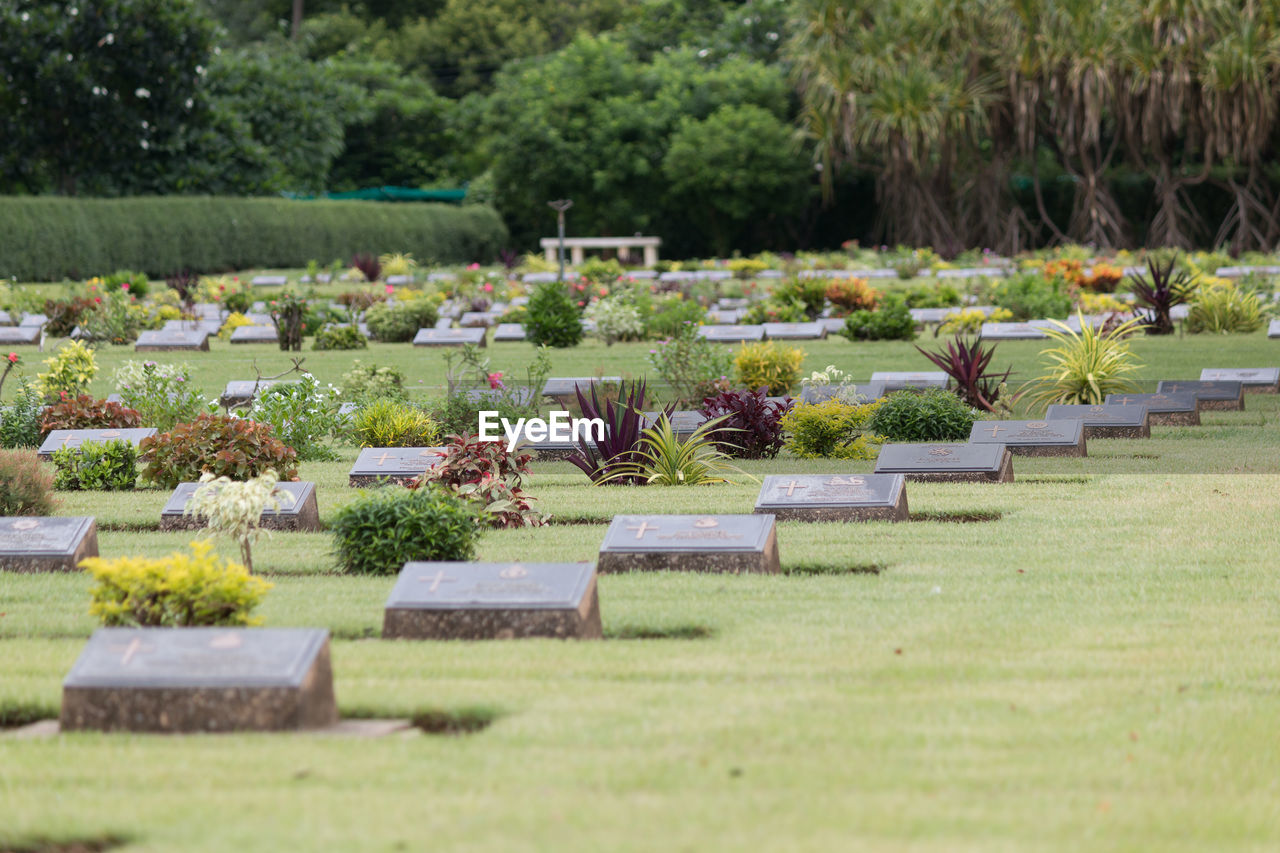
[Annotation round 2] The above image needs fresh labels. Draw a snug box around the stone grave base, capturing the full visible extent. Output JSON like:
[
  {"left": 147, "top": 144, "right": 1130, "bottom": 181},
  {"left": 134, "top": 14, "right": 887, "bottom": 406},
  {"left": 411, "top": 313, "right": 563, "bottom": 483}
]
[
  {"left": 135, "top": 341, "right": 210, "bottom": 353},
  {"left": 9, "top": 718, "right": 418, "bottom": 739},
  {"left": 160, "top": 494, "right": 321, "bottom": 533},
  {"left": 383, "top": 579, "right": 602, "bottom": 640},
  {"left": 414, "top": 338, "right": 486, "bottom": 348},
  {"left": 1083, "top": 424, "right": 1149, "bottom": 439},
  {"left": 1150, "top": 411, "right": 1200, "bottom": 426},
  {"left": 756, "top": 500, "right": 908, "bottom": 523},
  {"left": 1007, "top": 439, "right": 1087, "bottom": 457},
  {"left": 0, "top": 523, "right": 99, "bottom": 573},
  {"left": 533, "top": 448, "right": 579, "bottom": 461},
  {"left": 348, "top": 474, "right": 421, "bottom": 488},
  {"left": 904, "top": 452, "right": 1013, "bottom": 484},
  {"left": 597, "top": 531, "right": 780, "bottom": 575},
  {"left": 1197, "top": 399, "right": 1243, "bottom": 411},
  {"left": 1243, "top": 384, "right": 1278, "bottom": 394},
  {"left": 60, "top": 644, "right": 337, "bottom": 734}
]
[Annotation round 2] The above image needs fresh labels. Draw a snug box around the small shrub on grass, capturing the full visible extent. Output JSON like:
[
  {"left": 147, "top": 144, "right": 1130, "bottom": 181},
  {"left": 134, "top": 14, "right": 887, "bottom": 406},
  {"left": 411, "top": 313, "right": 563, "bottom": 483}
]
[
  {"left": 597, "top": 414, "right": 749, "bottom": 486},
  {"left": 699, "top": 387, "right": 790, "bottom": 459},
  {"left": 428, "top": 393, "right": 527, "bottom": 439},
  {"left": 1, "top": 379, "right": 47, "bottom": 448},
  {"left": 43, "top": 295, "right": 96, "bottom": 337},
  {"left": 843, "top": 294, "right": 916, "bottom": 341},
  {"left": 993, "top": 271, "right": 1072, "bottom": 321},
  {"left": 39, "top": 394, "right": 142, "bottom": 436},
  {"left": 525, "top": 281, "right": 584, "bottom": 348},
  {"left": 643, "top": 294, "right": 705, "bottom": 339},
  {"left": 312, "top": 323, "right": 368, "bottom": 350},
  {"left": 365, "top": 300, "right": 440, "bottom": 342},
  {"left": 0, "top": 449, "right": 55, "bottom": 515},
  {"left": 868, "top": 389, "right": 977, "bottom": 441},
  {"left": 353, "top": 399, "right": 440, "bottom": 447},
  {"left": 52, "top": 439, "right": 137, "bottom": 491},
  {"left": 113, "top": 360, "right": 208, "bottom": 431},
  {"left": 1130, "top": 255, "right": 1198, "bottom": 334},
  {"left": 825, "top": 277, "right": 880, "bottom": 313},
  {"left": 139, "top": 415, "right": 298, "bottom": 489},
  {"left": 567, "top": 380, "right": 649, "bottom": 485},
  {"left": 1020, "top": 314, "right": 1144, "bottom": 406},
  {"left": 903, "top": 282, "right": 964, "bottom": 308},
  {"left": 340, "top": 361, "right": 408, "bottom": 405},
  {"left": 217, "top": 312, "right": 254, "bottom": 341},
  {"left": 770, "top": 277, "right": 829, "bottom": 318},
  {"left": 734, "top": 341, "right": 804, "bottom": 396},
  {"left": 915, "top": 335, "right": 1013, "bottom": 412},
  {"left": 36, "top": 340, "right": 97, "bottom": 402},
  {"left": 741, "top": 298, "right": 809, "bottom": 325},
  {"left": 415, "top": 434, "right": 545, "bottom": 527},
  {"left": 1185, "top": 283, "right": 1265, "bottom": 334},
  {"left": 331, "top": 485, "right": 482, "bottom": 575},
  {"left": 584, "top": 296, "right": 645, "bottom": 345},
  {"left": 247, "top": 374, "right": 342, "bottom": 461},
  {"left": 647, "top": 323, "right": 733, "bottom": 406},
  {"left": 83, "top": 540, "right": 272, "bottom": 627},
  {"left": 781, "top": 399, "right": 882, "bottom": 459},
  {"left": 185, "top": 470, "right": 291, "bottom": 574}
]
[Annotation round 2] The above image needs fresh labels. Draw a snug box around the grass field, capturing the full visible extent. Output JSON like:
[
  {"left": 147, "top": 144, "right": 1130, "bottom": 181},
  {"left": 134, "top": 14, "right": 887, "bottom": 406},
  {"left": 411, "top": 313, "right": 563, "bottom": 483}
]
[{"left": 2, "top": 328, "right": 1280, "bottom": 851}]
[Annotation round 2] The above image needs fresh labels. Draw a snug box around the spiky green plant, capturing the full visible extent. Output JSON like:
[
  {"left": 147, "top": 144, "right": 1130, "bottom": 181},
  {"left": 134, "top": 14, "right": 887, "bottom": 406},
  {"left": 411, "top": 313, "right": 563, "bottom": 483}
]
[
  {"left": 596, "top": 414, "right": 752, "bottom": 487},
  {"left": 1020, "top": 312, "right": 1145, "bottom": 406}
]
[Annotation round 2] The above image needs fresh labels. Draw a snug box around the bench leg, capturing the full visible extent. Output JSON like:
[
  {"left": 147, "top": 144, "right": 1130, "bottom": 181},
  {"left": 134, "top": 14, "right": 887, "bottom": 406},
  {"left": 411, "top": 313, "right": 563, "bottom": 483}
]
[
  {"left": 644, "top": 246, "right": 658, "bottom": 268},
  {"left": 571, "top": 246, "right": 584, "bottom": 266},
  {"left": 544, "top": 246, "right": 556, "bottom": 263}
]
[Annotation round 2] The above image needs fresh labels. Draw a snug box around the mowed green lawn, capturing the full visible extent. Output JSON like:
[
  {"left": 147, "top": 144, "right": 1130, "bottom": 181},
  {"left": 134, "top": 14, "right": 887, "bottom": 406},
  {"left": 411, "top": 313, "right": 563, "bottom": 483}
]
[{"left": 2, "top": 331, "right": 1280, "bottom": 851}]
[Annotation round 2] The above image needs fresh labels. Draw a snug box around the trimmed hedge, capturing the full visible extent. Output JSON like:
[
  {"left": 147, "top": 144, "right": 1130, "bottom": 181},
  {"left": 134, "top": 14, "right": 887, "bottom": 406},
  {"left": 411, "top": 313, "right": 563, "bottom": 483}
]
[{"left": 0, "top": 196, "right": 508, "bottom": 281}]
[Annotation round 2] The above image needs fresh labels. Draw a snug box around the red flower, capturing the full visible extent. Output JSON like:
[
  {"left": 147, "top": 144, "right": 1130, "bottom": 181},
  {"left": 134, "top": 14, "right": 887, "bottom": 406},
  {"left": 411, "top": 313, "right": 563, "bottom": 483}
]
[
  {"left": 121, "top": 282, "right": 130, "bottom": 291},
  {"left": 487, "top": 371, "right": 505, "bottom": 389},
  {"left": 6, "top": 352, "right": 17, "bottom": 363}
]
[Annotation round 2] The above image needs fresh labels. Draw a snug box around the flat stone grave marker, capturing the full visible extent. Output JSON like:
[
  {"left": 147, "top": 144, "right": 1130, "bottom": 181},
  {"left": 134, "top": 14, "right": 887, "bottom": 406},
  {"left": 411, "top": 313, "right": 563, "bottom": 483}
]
[
  {"left": 160, "top": 481, "right": 320, "bottom": 532},
  {"left": 412, "top": 327, "right": 486, "bottom": 347},
  {"left": 522, "top": 272, "right": 557, "bottom": 283},
  {"left": 819, "top": 318, "right": 848, "bottom": 335},
  {"left": 134, "top": 329, "right": 211, "bottom": 352},
  {"left": 697, "top": 325, "right": 765, "bottom": 343},
  {"left": 428, "top": 272, "right": 457, "bottom": 283},
  {"left": 492, "top": 323, "right": 527, "bottom": 342},
  {"left": 598, "top": 514, "right": 780, "bottom": 575},
  {"left": 192, "top": 303, "right": 223, "bottom": 319},
  {"left": 383, "top": 562, "right": 602, "bottom": 640},
  {"left": 1156, "top": 380, "right": 1244, "bottom": 411},
  {"left": 1104, "top": 392, "right": 1200, "bottom": 425},
  {"left": 459, "top": 311, "right": 500, "bottom": 328},
  {"left": 873, "top": 443, "right": 1013, "bottom": 483},
  {"left": 753, "top": 474, "right": 907, "bottom": 522},
  {"left": 909, "top": 308, "right": 956, "bottom": 324},
  {"left": 60, "top": 627, "right": 337, "bottom": 733},
  {"left": 38, "top": 429, "right": 157, "bottom": 459},
  {"left": 705, "top": 309, "right": 744, "bottom": 325},
  {"left": 1269, "top": 319, "right": 1280, "bottom": 338},
  {"left": 0, "top": 309, "right": 10, "bottom": 323},
  {"left": 244, "top": 312, "right": 274, "bottom": 325},
  {"left": 385, "top": 274, "right": 413, "bottom": 286},
  {"left": 0, "top": 516, "right": 99, "bottom": 573},
  {"left": 969, "top": 419, "right": 1086, "bottom": 457},
  {"left": 715, "top": 298, "right": 751, "bottom": 310},
  {"left": 0, "top": 326, "right": 41, "bottom": 345},
  {"left": 936, "top": 267, "right": 1006, "bottom": 278},
  {"left": 229, "top": 325, "right": 279, "bottom": 345},
  {"left": 659, "top": 271, "right": 696, "bottom": 282},
  {"left": 1064, "top": 313, "right": 1133, "bottom": 332},
  {"left": 220, "top": 379, "right": 293, "bottom": 408},
  {"left": 1215, "top": 265, "right": 1280, "bottom": 278},
  {"left": 464, "top": 386, "right": 535, "bottom": 407},
  {"left": 628, "top": 270, "right": 658, "bottom": 279},
  {"left": 871, "top": 371, "right": 949, "bottom": 392},
  {"left": 161, "top": 319, "right": 221, "bottom": 335},
  {"left": 541, "top": 376, "right": 622, "bottom": 401},
  {"left": 20, "top": 313, "right": 48, "bottom": 327},
  {"left": 641, "top": 410, "right": 708, "bottom": 438},
  {"left": 1045, "top": 404, "right": 1150, "bottom": 438},
  {"left": 349, "top": 447, "right": 447, "bottom": 486},
  {"left": 250, "top": 275, "right": 288, "bottom": 287},
  {"left": 433, "top": 317, "right": 453, "bottom": 329},
  {"left": 980, "top": 320, "right": 1054, "bottom": 340},
  {"left": 800, "top": 382, "right": 886, "bottom": 404},
  {"left": 763, "top": 322, "right": 826, "bottom": 340},
  {"left": 694, "top": 270, "right": 732, "bottom": 281},
  {"left": 1199, "top": 368, "right": 1280, "bottom": 393}
]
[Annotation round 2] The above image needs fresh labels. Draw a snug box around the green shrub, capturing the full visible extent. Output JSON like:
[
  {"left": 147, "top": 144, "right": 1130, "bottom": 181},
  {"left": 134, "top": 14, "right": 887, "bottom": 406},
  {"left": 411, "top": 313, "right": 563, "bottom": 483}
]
[
  {"left": 52, "top": 439, "right": 137, "bottom": 491},
  {"left": 331, "top": 485, "right": 482, "bottom": 575},
  {"left": 365, "top": 299, "right": 439, "bottom": 342},
  {"left": 82, "top": 540, "right": 272, "bottom": 627},
  {"left": 0, "top": 449, "right": 55, "bottom": 515},
  {"left": 185, "top": 470, "right": 289, "bottom": 574},
  {"left": 36, "top": 340, "right": 97, "bottom": 402},
  {"left": 647, "top": 323, "right": 733, "bottom": 406},
  {"left": 113, "top": 360, "right": 209, "bottom": 431},
  {"left": 428, "top": 393, "right": 527, "bottom": 438},
  {"left": 312, "top": 323, "right": 368, "bottom": 350},
  {"left": 741, "top": 298, "right": 809, "bottom": 325},
  {"left": 526, "top": 282, "right": 584, "bottom": 348},
  {"left": 903, "top": 282, "right": 963, "bottom": 308},
  {"left": 770, "top": 277, "right": 829, "bottom": 318},
  {"left": 780, "top": 400, "right": 882, "bottom": 459},
  {"left": 101, "top": 269, "right": 151, "bottom": 299},
  {"left": 247, "top": 374, "right": 342, "bottom": 461},
  {"left": 1020, "top": 315, "right": 1144, "bottom": 406},
  {"left": 577, "top": 257, "right": 625, "bottom": 284},
  {"left": 643, "top": 294, "right": 705, "bottom": 339},
  {"left": 993, "top": 272, "right": 1072, "bottom": 321},
  {"left": 0, "top": 197, "right": 508, "bottom": 281},
  {"left": 340, "top": 361, "right": 408, "bottom": 404},
  {"left": 843, "top": 294, "right": 916, "bottom": 341},
  {"left": 1185, "top": 283, "right": 1265, "bottom": 334},
  {"left": 868, "top": 389, "right": 978, "bottom": 442},
  {"left": 352, "top": 399, "right": 440, "bottom": 447},
  {"left": 584, "top": 296, "right": 645, "bottom": 345},
  {"left": 734, "top": 341, "right": 804, "bottom": 395},
  {"left": 39, "top": 394, "right": 142, "bottom": 437},
  {"left": 1, "top": 379, "right": 48, "bottom": 448},
  {"left": 139, "top": 414, "right": 298, "bottom": 489}
]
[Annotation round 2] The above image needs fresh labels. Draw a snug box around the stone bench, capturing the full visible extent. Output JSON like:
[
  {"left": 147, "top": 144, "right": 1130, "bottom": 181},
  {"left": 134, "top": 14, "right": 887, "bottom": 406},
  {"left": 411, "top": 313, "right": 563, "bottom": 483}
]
[{"left": 540, "top": 236, "right": 661, "bottom": 267}]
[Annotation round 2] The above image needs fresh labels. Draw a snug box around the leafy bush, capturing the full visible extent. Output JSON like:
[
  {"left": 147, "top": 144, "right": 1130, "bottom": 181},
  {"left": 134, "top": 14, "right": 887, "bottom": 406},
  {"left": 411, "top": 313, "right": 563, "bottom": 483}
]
[
  {"left": 79, "top": 288, "right": 157, "bottom": 345},
  {"left": 139, "top": 414, "right": 298, "bottom": 489},
  {"left": 1020, "top": 315, "right": 1145, "bottom": 406},
  {"left": 526, "top": 281, "right": 584, "bottom": 348},
  {"left": 185, "top": 470, "right": 291, "bottom": 574},
  {"left": 312, "top": 323, "right": 368, "bottom": 350},
  {"left": 1185, "top": 283, "right": 1265, "bottom": 334},
  {"left": 101, "top": 269, "right": 151, "bottom": 299},
  {"left": 365, "top": 299, "right": 440, "bottom": 342},
  {"left": 340, "top": 361, "right": 408, "bottom": 405},
  {"left": 647, "top": 323, "right": 733, "bottom": 406},
  {"left": 0, "top": 379, "right": 43, "bottom": 448},
  {"left": 331, "top": 485, "right": 482, "bottom": 575},
  {"left": 568, "top": 380, "right": 649, "bottom": 485},
  {"left": 113, "top": 360, "right": 208, "bottom": 431},
  {"left": 585, "top": 296, "right": 645, "bottom": 345},
  {"left": 40, "top": 394, "right": 142, "bottom": 436},
  {"left": 825, "top": 278, "right": 881, "bottom": 313},
  {"left": 416, "top": 433, "right": 545, "bottom": 528},
  {"left": 903, "top": 282, "right": 963, "bottom": 308},
  {"left": 915, "top": 336, "right": 1012, "bottom": 412},
  {"left": 577, "top": 257, "right": 625, "bottom": 284},
  {"left": 1130, "top": 256, "right": 1198, "bottom": 335},
  {"left": 266, "top": 290, "right": 309, "bottom": 351},
  {"left": 597, "top": 414, "right": 747, "bottom": 486},
  {"left": 993, "top": 272, "right": 1072, "bottom": 321},
  {"left": 843, "top": 294, "right": 916, "bottom": 341},
  {"left": 781, "top": 400, "right": 882, "bottom": 459},
  {"left": 643, "top": 295, "right": 705, "bottom": 339},
  {"left": 351, "top": 252, "right": 383, "bottom": 283},
  {"left": 218, "top": 312, "right": 255, "bottom": 341},
  {"left": 771, "top": 277, "right": 829, "bottom": 318},
  {"left": 868, "top": 389, "right": 978, "bottom": 442},
  {"left": 83, "top": 540, "right": 272, "bottom": 627},
  {"left": 0, "top": 449, "right": 55, "bottom": 515},
  {"left": 353, "top": 399, "right": 440, "bottom": 447},
  {"left": 742, "top": 298, "right": 809, "bottom": 325},
  {"left": 43, "top": 295, "right": 96, "bottom": 337},
  {"left": 52, "top": 439, "right": 137, "bottom": 491},
  {"left": 938, "top": 307, "right": 1013, "bottom": 336},
  {"left": 36, "top": 340, "right": 97, "bottom": 402},
  {"left": 734, "top": 341, "right": 804, "bottom": 395},
  {"left": 247, "top": 374, "right": 342, "bottom": 461},
  {"left": 700, "top": 387, "right": 791, "bottom": 459}
]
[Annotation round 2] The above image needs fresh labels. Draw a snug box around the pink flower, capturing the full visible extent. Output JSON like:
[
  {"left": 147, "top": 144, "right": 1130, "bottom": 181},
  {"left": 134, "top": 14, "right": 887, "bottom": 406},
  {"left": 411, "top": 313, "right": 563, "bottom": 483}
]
[
  {"left": 121, "top": 282, "right": 130, "bottom": 291},
  {"left": 599, "top": 288, "right": 607, "bottom": 296},
  {"left": 482, "top": 283, "right": 493, "bottom": 293},
  {"left": 467, "top": 263, "right": 480, "bottom": 271},
  {"left": 487, "top": 372, "right": 505, "bottom": 389},
  {"left": 385, "top": 284, "right": 394, "bottom": 294},
  {"left": 6, "top": 352, "right": 17, "bottom": 363}
]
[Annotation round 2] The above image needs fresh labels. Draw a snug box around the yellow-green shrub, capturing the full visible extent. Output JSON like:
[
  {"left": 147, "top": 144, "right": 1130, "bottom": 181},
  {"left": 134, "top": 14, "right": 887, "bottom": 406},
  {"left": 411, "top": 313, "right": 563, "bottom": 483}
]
[
  {"left": 734, "top": 341, "right": 804, "bottom": 395},
  {"left": 82, "top": 540, "right": 272, "bottom": 627},
  {"left": 36, "top": 340, "right": 97, "bottom": 402},
  {"left": 218, "top": 312, "right": 254, "bottom": 341},
  {"left": 352, "top": 399, "right": 440, "bottom": 447},
  {"left": 780, "top": 399, "right": 882, "bottom": 459},
  {"left": 939, "top": 307, "right": 1012, "bottom": 336}
]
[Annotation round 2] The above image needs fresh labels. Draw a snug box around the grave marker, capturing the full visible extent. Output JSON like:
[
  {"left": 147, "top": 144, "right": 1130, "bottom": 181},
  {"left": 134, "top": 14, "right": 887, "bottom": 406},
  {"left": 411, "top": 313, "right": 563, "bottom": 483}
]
[
  {"left": 763, "top": 322, "right": 826, "bottom": 340},
  {"left": 1269, "top": 319, "right": 1280, "bottom": 338},
  {"left": 38, "top": 429, "right": 157, "bottom": 459},
  {"left": 697, "top": 325, "right": 766, "bottom": 343},
  {"left": 1199, "top": 368, "right": 1280, "bottom": 394},
  {"left": 541, "top": 376, "right": 622, "bottom": 403},
  {"left": 135, "top": 329, "right": 211, "bottom": 352},
  {"left": 1044, "top": 404, "right": 1150, "bottom": 439},
  {"left": 980, "top": 321, "right": 1054, "bottom": 340},
  {"left": 159, "top": 481, "right": 320, "bottom": 532},
  {"left": 60, "top": 627, "right": 337, "bottom": 733},
  {"left": 598, "top": 514, "right": 780, "bottom": 574},
  {"left": 1156, "top": 380, "right": 1245, "bottom": 411},
  {"left": 219, "top": 379, "right": 294, "bottom": 408},
  {"left": 492, "top": 323, "right": 527, "bottom": 342},
  {"left": 641, "top": 410, "right": 708, "bottom": 439},
  {"left": 348, "top": 447, "right": 446, "bottom": 487},
  {"left": 753, "top": 474, "right": 908, "bottom": 522},
  {"left": 229, "top": 325, "right": 279, "bottom": 345},
  {"left": 412, "top": 327, "right": 486, "bottom": 347},
  {"left": 870, "top": 371, "right": 949, "bottom": 392},
  {"left": 250, "top": 275, "right": 288, "bottom": 287},
  {"left": 0, "top": 516, "right": 99, "bottom": 573},
  {"left": 383, "top": 562, "right": 602, "bottom": 640},
  {"left": 873, "top": 443, "right": 1013, "bottom": 483},
  {"left": 1103, "top": 392, "right": 1200, "bottom": 425},
  {"left": 968, "top": 419, "right": 1086, "bottom": 456},
  {"left": 0, "top": 326, "right": 42, "bottom": 345}
]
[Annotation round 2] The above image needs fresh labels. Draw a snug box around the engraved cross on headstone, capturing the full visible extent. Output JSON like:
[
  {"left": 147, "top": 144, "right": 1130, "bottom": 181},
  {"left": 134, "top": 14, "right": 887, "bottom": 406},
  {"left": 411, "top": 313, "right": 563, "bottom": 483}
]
[
  {"left": 419, "top": 570, "right": 458, "bottom": 593},
  {"left": 626, "top": 521, "right": 659, "bottom": 539},
  {"left": 782, "top": 480, "right": 808, "bottom": 497},
  {"left": 985, "top": 424, "right": 1007, "bottom": 438},
  {"left": 375, "top": 452, "right": 393, "bottom": 466}
]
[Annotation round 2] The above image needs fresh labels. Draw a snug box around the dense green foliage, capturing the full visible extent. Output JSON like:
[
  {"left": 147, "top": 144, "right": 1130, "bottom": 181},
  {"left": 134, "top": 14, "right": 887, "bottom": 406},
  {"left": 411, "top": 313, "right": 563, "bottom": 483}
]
[
  {"left": 868, "top": 389, "right": 978, "bottom": 442},
  {"left": 139, "top": 414, "right": 299, "bottom": 488},
  {"left": 0, "top": 448, "right": 55, "bottom": 515},
  {"left": 51, "top": 439, "right": 138, "bottom": 492},
  {"left": 331, "top": 484, "right": 482, "bottom": 575},
  {"left": 525, "top": 282, "right": 585, "bottom": 348},
  {"left": 843, "top": 295, "right": 916, "bottom": 341}
]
